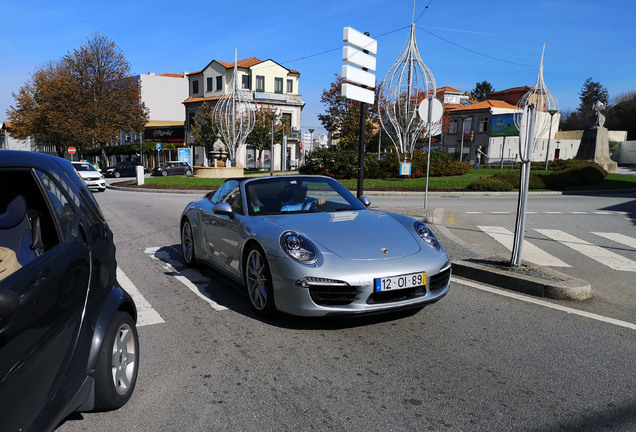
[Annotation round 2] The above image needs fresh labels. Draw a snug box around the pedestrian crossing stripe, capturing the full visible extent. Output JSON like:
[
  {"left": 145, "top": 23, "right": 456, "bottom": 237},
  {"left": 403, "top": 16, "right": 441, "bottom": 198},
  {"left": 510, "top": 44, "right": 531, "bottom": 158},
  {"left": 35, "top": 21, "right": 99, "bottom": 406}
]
[
  {"left": 592, "top": 232, "right": 636, "bottom": 250},
  {"left": 117, "top": 267, "right": 165, "bottom": 327},
  {"left": 477, "top": 226, "right": 570, "bottom": 267},
  {"left": 536, "top": 230, "right": 636, "bottom": 272}
]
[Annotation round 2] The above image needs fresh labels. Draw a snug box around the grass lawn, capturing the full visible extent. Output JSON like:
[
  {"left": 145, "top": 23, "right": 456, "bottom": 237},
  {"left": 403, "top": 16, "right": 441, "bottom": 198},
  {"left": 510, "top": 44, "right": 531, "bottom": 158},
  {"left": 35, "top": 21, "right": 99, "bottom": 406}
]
[{"left": 130, "top": 169, "right": 636, "bottom": 192}]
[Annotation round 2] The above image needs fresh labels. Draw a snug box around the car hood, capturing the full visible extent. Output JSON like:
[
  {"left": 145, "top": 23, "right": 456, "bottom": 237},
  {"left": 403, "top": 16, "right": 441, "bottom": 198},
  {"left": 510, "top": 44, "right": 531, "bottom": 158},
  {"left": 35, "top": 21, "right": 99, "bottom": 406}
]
[{"left": 267, "top": 210, "right": 421, "bottom": 260}]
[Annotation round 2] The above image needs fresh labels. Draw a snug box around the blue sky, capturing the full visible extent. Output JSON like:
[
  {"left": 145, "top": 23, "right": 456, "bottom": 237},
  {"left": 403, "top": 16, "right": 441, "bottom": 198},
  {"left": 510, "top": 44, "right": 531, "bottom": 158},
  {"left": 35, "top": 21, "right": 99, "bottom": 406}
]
[{"left": 2, "top": 0, "right": 634, "bottom": 136}]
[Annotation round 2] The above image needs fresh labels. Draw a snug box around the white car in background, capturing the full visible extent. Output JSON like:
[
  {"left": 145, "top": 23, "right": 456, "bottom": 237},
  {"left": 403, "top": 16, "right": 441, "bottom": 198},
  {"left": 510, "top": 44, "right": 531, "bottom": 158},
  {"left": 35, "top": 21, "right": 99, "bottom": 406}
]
[{"left": 72, "top": 161, "right": 106, "bottom": 192}]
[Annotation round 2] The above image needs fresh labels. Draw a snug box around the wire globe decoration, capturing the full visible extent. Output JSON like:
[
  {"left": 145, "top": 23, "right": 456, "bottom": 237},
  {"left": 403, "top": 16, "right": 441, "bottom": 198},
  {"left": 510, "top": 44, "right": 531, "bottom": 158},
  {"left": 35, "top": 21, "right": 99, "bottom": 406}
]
[
  {"left": 379, "top": 23, "right": 436, "bottom": 160},
  {"left": 513, "top": 46, "right": 559, "bottom": 161},
  {"left": 212, "top": 53, "right": 256, "bottom": 166}
]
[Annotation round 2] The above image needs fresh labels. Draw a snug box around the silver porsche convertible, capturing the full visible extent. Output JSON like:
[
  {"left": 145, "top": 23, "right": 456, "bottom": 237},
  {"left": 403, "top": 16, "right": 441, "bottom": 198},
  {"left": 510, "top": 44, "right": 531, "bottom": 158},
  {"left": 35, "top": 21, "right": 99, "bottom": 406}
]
[{"left": 180, "top": 175, "right": 451, "bottom": 317}]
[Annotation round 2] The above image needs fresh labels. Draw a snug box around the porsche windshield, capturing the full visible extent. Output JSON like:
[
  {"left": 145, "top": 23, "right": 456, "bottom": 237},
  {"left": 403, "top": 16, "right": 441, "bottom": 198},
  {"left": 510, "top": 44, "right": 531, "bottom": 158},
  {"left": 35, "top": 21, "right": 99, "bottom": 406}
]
[{"left": 245, "top": 177, "right": 366, "bottom": 216}]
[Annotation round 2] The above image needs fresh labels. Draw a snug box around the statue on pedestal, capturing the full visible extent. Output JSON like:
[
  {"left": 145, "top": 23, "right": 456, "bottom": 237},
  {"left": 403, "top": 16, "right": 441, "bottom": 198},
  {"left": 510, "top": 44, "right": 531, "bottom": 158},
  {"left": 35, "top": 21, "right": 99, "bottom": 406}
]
[{"left": 575, "top": 100, "right": 617, "bottom": 173}]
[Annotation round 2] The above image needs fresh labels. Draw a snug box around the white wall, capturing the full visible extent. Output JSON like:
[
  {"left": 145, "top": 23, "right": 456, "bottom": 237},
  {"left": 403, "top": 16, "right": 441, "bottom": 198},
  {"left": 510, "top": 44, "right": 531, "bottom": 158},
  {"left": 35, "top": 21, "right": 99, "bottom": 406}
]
[
  {"left": 140, "top": 73, "right": 188, "bottom": 121},
  {"left": 617, "top": 141, "right": 636, "bottom": 164}
]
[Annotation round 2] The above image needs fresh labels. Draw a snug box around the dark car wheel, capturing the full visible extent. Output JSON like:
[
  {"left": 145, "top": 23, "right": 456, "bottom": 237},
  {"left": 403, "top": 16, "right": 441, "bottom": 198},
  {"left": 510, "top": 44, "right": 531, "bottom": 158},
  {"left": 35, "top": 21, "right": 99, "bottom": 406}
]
[
  {"left": 181, "top": 220, "right": 197, "bottom": 267},
  {"left": 94, "top": 312, "right": 139, "bottom": 411},
  {"left": 185, "top": 169, "right": 192, "bottom": 176},
  {"left": 114, "top": 171, "right": 121, "bottom": 178},
  {"left": 161, "top": 170, "right": 168, "bottom": 176},
  {"left": 244, "top": 246, "right": 276, "bottom": 316}
]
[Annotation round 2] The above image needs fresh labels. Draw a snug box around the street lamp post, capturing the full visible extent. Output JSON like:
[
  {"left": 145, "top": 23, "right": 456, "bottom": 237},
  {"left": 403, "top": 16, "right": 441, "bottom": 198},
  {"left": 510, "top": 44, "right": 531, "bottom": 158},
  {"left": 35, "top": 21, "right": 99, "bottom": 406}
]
[
  {"left": 459, "top": 115, "right": 468, "bottom": 163},
  {"left": 268, "top": 114, "right": 276, "bottom": 176},
  {"left": 544, "top": 109, "right": 558, "bottom": 170},
  {"left": 281, "top": 118, "right": 288, "bottom": 172}
]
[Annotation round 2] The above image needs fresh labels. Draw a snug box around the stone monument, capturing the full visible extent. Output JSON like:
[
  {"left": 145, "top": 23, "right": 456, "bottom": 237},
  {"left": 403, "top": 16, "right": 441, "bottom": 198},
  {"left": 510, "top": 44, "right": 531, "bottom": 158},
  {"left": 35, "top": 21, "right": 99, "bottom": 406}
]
[{"left": 574, "top": 100, "right": 618, "bottom": 173}]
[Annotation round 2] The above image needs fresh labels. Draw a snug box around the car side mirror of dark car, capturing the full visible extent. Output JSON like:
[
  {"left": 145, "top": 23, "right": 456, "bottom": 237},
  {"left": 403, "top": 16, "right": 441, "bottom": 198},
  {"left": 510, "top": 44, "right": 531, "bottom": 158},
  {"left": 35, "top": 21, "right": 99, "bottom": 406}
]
[
  {"left": 213, "top": 202, "right": 234, "bottom": 219},
  {"left": 359, "top": 195, "right": 371, "bottom": 208}
]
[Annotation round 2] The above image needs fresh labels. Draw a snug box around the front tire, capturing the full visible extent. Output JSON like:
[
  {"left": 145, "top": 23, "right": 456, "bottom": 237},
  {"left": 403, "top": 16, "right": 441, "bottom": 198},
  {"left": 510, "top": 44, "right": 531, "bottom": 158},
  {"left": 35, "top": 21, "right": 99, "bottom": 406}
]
[
  {"left": 185, "top": 169, "right": 192, "bottom": 176},
  {"left": 244, "top": 246, "right": 276, "bottom": 316},
  {"left": 181, "top": 220, "right": 197, "bottom": 267},
  {"left": 114, "top": 171, "right": 121, "bottom": 178},
  {"left": 94, "top": 312, "right": 139, "bottom": 411},
  {"left": 161, "top": 170, "right": 168, "bottom": 176}
]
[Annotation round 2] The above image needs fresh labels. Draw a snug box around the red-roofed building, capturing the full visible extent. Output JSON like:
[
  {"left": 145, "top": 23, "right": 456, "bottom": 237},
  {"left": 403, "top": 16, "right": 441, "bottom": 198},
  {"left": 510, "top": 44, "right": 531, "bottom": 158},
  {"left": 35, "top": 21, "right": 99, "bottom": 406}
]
[
  {"left": 441, "top": 87, "right": 561, "bottom": 165},
  {"left": 184, "top": 57, "right": 304, "bottom": 169}
]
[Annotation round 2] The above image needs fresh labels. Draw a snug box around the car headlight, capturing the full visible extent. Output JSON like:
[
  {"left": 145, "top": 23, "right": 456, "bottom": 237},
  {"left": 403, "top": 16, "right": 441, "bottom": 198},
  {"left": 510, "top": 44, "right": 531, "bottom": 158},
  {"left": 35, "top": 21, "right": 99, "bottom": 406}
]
[
  {"left": 280, "top": 231, "right": 318, "bottom": 264},
  {"left": 414, "top": 221, "right": 440, "bottom": 250}
]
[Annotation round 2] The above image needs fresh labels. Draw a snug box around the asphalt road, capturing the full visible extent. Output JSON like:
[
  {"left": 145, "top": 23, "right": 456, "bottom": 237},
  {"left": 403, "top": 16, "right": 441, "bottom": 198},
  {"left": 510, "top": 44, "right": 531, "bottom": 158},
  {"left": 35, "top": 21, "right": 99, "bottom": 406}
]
[{"left": 56, "top": 188, "right": 636, "bottom": 432}]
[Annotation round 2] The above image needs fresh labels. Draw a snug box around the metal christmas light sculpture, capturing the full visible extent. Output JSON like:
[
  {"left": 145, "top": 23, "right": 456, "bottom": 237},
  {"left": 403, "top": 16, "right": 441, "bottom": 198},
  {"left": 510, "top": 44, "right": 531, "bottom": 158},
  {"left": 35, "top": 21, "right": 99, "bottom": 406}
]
[
  {"left": 379, "top": 23, "right": 436, "bottom": 160},
  {"left": 510, "top": 45, "right": 559, "bottom": 267},
  {"left": 212, "top": 50, "right": 256, "bottom": 166}
]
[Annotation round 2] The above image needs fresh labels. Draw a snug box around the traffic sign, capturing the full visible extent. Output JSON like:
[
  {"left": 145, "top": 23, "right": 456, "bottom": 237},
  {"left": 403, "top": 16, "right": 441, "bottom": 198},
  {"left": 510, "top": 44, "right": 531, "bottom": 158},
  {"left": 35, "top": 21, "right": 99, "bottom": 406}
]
[
  {"left": 418, "top": 97, "right": 444, "bottom": 124},
  {"left": 156, "top": 143, "right": 161, "bottom": 151},
  {"left": 67, "top": 146, "right": 76, "bottom": 154}
]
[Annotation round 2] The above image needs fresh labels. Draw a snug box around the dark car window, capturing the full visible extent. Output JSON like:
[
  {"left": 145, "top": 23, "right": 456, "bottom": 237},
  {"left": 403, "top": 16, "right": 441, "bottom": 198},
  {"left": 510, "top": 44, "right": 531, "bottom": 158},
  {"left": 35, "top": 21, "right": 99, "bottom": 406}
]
[
  {"left": 210, "top": 180, "right": 240, "bottom": 204},
  {"left": 223, "top": 186, "right": 243, "bottom": 215},
  {"left": 36, "top": 170, "right": 79, "bottom": 241}
]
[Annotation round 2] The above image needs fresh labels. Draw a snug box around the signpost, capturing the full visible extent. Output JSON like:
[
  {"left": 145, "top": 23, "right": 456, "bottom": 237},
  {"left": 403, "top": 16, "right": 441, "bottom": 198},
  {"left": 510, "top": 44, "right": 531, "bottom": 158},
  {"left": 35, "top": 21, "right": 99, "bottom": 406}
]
[
  {"left": 156, "top": 142, "right": 161, "bottom": 166},
  {"left": 417, "top": 97, "right": 444, "bottom": 208},
  {"left": 342, "top": 27, "right": 377, "bottom": 198}
]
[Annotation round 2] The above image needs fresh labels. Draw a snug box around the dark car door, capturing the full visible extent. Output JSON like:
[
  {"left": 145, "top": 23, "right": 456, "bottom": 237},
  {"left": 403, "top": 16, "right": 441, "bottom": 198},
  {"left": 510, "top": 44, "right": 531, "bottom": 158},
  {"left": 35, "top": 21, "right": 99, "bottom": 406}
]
[{"left": 0, "top": 167, "right": 92, "bottom": 430}]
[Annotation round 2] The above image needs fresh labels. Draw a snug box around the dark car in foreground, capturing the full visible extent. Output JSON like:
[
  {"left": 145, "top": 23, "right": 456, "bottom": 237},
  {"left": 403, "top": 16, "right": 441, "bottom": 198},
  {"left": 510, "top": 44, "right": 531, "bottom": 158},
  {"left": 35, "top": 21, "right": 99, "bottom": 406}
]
[
  {"left": 105, "top": 160, "right": 142, "bottom": 178},
  {"left": 152, "top": 161, "right": 192, "bottom": 176},
  {"left": 180, "top": 175, "right": 451, "bottom": 317},
  {"left": 0, "top": 150, "right": 139, "bottom": 432}
]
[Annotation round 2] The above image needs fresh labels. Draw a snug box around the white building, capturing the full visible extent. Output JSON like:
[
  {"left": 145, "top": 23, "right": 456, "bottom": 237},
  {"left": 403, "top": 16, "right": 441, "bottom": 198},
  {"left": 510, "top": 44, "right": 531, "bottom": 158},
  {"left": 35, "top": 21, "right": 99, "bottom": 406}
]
[
  {"left": 118, "top": 72, "right": 189, "bottom": 154},
  {"left": 184, "top": 57, "right": 304, "bottom": 169}
]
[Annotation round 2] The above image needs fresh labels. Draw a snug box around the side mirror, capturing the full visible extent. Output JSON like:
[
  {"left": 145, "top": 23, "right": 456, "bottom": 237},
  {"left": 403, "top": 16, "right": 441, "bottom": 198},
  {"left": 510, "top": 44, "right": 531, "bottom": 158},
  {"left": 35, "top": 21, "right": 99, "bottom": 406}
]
[
  {"left": 359, "top": 195, "right": 371, "bottom": 208},
  {"left": 213, "top": 202, "right": 235, "bottom": 219}
]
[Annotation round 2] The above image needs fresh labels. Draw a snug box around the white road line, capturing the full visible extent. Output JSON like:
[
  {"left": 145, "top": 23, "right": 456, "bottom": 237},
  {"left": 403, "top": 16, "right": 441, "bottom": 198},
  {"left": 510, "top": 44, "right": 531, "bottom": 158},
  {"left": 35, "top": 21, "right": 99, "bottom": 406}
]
[
  {"left": 453, "top": 277, "right": 636, "bottom": 331},
  {"left": 466, "top": 211, "right": 482, "bottom": 214},
  {"left": 489, "top": 211, "right": 511, "bottom": 214},
  {"left": 535, "top": 229, "right": 636, "bottom": 272},
  {"left": 592, "top": 232, "right": 636, "bottom": 250},
  {"left": 144, "top": 247, "right": 228, "bottom": 311},
  {"left": 570, "top": 212, "right": 587, "bottom": 214},
  {"left": 477, "top": 225, "right": 570, "bottom": 267},
  {"left": 544, "top": 211, "right": 563, "bottom": 214},
  {"left": 594, "top": 211, "right": 613, "bottom": 215},
  {"left": 117, "top": 267, "right": 165, "bottom": 327}
]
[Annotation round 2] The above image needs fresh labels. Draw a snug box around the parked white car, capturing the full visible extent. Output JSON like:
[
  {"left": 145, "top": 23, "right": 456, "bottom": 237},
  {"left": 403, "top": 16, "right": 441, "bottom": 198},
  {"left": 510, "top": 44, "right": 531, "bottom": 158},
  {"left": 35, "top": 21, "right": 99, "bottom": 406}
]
[{"left": 71, "top": 161, "right": 106, "bottom": 192}]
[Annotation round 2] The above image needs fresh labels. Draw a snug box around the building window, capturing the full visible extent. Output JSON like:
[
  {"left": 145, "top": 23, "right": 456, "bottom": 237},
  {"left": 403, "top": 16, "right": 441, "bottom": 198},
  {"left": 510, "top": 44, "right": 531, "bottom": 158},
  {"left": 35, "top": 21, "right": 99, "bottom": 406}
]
[
  {"left": 449, "top": 119, "right": 458, "bottom": 134},
  {"left": 256, "top": 75, "right": 265, "bottom": 92},
  {"left": 479, "top": 117, "right": 488, "bottom": 133},
  {"left": 216, "top": 76, "right": 223, "bottom": 91},
  {"left": 207, "top": 77, "right": 213, "bottom": 92},
  {"left": 242, "top": 75, "right": 250, "bottom": 90},
  {"left": 275, "top": 77, "right": 283, "bottom": 94},
  {"left": 286, "top": 79, "right": 293, "bottom": 93},
  {"left": 192, "top": 80, "right": 199, "bottom": 94}
]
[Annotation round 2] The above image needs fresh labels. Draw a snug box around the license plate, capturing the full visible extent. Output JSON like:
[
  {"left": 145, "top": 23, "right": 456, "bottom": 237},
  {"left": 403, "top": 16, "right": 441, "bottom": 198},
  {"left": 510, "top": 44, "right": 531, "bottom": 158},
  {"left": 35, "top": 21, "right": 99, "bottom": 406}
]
[{"left": 374, "top": 271, "right": 427, "bottom": 292}]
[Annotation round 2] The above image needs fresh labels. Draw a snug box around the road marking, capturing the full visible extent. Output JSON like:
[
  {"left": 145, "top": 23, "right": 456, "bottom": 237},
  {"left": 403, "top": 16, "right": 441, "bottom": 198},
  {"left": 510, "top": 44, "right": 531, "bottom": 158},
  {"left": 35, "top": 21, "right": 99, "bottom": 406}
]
[
  {"left": 453, "top": 277, "right": 636, "bottom": 331},
  {"left": 536, "top": 229, "right": 636, "bottom": 272},
  {"left": 117, "top": 267, "right": 165, "bottom": 327},
  {"left": 477, "top": 225, "right": 570, "bottom": 267},
  {"left": 592, "top": 232, "right": 636, "bottom": 250},
  {"left": 490, "top": 211, "right": 511, "bottom": 214},
  {"left": 144, "top": 247, "right": 228, "bottom": 311},
  {"left": 448, "top": 212, "right": 455, "bottom": 225},
  {"left": 466, "top": 211, "right": 482, "bottom": 214}
]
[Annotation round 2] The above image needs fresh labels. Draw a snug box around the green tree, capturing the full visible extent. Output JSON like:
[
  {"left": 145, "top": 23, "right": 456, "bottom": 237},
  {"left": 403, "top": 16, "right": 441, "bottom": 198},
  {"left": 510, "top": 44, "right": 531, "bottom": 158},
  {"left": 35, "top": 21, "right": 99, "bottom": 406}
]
[
  {"left": 578, "top": 77, "right": 609, "bottom": 113},
  {"left": 245, "top": 105, "right": 285, "bottom": 163},
  {"left": 190, "top": 102, "right": 218, "bottom": 148},
  {"left": 607, "top": 91, "right": 636, "bottom": 140},
  {"left": 469, "top": 81, "right": 495, "bottom": 102},
  {"left": 7, "top": 33, "right": 148, "bottom": 166},
  {"left": 318, "top": 74, "right": 377, "bottom": 150}
]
